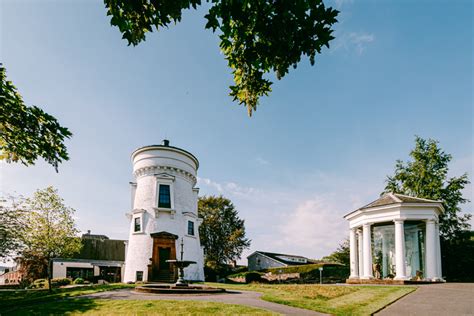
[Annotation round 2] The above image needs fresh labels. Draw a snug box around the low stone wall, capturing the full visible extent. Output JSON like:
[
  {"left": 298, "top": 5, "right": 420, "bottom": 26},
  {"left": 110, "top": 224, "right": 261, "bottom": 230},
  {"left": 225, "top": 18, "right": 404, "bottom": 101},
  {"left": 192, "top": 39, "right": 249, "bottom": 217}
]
[
  {"left": 346, "top": 278, "right": 445, "bottom": 285},
  {"left": 263, "top": 272, "right": 300, "bottom": 282},
  {"left": 227, "top": 276, "right": 246, "bottom": 283}
]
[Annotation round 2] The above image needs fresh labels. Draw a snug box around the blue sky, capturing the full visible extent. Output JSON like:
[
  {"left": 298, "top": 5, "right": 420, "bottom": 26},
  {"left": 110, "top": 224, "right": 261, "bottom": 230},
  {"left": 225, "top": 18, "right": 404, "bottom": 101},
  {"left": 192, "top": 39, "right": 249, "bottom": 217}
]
[{"left": 1, "top": 0, "right": 472, "bottom": 262}]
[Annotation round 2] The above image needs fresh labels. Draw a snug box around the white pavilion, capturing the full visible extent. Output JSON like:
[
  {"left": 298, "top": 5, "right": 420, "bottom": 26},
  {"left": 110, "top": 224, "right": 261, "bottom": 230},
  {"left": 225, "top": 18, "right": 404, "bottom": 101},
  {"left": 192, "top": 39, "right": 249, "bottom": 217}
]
[{"left": 344, "top": 193, "right": 444, "bottom": 283}]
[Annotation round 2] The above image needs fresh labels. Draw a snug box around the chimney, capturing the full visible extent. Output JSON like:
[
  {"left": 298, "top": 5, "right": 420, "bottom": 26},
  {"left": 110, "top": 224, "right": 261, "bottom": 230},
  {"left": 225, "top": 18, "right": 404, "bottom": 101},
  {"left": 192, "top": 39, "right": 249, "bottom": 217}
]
[
  {"left": 87, "top": 230, "right": 91, "bottom": 235},
  {"left": 162, "top": 139, "right": 170, "bottom": 146}
]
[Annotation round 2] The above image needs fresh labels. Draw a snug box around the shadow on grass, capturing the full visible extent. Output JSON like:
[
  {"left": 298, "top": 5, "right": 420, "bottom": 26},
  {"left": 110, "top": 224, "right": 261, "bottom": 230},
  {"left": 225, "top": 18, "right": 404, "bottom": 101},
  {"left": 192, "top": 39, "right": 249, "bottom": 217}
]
[{"left": 4, "top": 298, "right": 99, "bottom": 315}]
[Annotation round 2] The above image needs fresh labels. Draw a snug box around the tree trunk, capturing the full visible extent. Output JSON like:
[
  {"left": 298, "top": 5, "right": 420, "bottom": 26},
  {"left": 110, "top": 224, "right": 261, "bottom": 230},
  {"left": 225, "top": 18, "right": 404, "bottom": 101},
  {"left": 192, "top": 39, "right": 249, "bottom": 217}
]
[{"left": 47, "top": 258, "right": 52, "bottom": 292}]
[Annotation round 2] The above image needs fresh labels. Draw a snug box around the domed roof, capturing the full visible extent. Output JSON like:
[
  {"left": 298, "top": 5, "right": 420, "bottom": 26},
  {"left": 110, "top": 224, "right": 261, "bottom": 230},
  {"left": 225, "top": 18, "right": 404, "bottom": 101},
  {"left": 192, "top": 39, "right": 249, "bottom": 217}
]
[{"left": 131, "top": 140, "right": 199, "bottom": 169}]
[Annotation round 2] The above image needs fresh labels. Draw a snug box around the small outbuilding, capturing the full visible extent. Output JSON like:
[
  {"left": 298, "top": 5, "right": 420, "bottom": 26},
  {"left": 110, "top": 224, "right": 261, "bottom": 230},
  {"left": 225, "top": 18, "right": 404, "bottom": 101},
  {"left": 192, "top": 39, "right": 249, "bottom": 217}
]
[
  {"left": 247, "top": 251, "right": 312, "bottom": 271},
  {"left": 52, "top": 231, "right": 126, "bottom": 283},
  {"left": 344, "top": 193, "right": 444, "bottom": 283}
]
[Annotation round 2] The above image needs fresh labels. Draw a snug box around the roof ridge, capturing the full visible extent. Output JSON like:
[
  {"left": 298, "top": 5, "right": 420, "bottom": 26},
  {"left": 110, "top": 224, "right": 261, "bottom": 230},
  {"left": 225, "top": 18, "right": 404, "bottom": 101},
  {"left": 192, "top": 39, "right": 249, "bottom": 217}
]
[
  {"left": 355, "top": 193, "right": 394, "bottom": 211},
  {"left": 389, "top": 192, "right": 402, "bottom": 203},
  {"left": 257, "top": 251, "right": 307, "bottom": 258},
  {"left": 393, "top": 193, "right": 443, "bottom": 203}
]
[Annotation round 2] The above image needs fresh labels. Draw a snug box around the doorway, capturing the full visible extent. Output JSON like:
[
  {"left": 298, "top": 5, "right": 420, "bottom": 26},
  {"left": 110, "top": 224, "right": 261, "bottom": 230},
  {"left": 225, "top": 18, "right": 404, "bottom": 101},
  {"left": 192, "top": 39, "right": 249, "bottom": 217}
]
[
  {"left": 159, "top": 248, "right": 171, "bottom": 270},
  {"left": 149, "top": 231, "right": 178, "bottom": 282}
]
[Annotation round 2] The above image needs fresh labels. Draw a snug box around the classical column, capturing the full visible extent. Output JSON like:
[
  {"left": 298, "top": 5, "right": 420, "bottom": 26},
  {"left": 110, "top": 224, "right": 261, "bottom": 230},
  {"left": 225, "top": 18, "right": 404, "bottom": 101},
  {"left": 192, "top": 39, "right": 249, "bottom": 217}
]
[
  {"left": 349, "top": 228, "right": 359, "bottom": 278},
  {"left": 357, "top": 229, "right": 364, "bottom": 278},
  {"left": 362, "top": 223, "right": 373, "bottom": 279},
  {"left": 435, "top": 222, "right": 443, "bottom": 280},
  {"left": 394, "top": 219, "right": 407, "bottom": 280},
  {"left": 425, "top": 219, "right": 437, "bottom": 280}
]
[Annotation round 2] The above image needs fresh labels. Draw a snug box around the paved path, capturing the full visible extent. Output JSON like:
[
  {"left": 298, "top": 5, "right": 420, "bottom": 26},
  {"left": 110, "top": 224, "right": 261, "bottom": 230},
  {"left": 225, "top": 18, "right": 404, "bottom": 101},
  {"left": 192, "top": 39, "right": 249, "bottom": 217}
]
[
  {"left": 376, "top": 283, "right": 474, "bottom": 316},
  {"left": 80, "top": 289, "right": 327, "bottom": 316}
]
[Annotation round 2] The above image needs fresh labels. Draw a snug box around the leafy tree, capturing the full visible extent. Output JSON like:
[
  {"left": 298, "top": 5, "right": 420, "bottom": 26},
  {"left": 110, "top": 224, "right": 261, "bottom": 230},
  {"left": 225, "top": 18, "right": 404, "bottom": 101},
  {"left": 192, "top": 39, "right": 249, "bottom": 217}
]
[
  {"left": 198, "top": 195, "right": 250, "bottom": 269},
  {"left": 20, "top": 187, "right": 82, "bottom": 290},
  {"left": 440, "top": 230, "right": 474, "bottom": 282},
  {"left": 322, "top": 238, "right": 349, "bottom": 265},
  {"left": 16, "top": 251, "right": 49, "bottom": 283},
  {"left": 0, "top": 65, "right": 72, "bottom": 171},
  {"left": 384, "top": 136, "right": 471, "bottom": 241},
  {"left": 104, "top": 0, "right": 338, "bottom": 116},
  {"left": 0, "top": 195, "right": 27, "bottom": 259}
]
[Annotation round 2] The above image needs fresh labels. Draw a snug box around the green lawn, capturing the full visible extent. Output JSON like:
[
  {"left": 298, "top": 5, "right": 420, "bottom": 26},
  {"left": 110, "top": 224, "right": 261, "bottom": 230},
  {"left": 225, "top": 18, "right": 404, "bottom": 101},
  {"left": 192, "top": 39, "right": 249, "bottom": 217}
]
[
  {"left": 0, "top": 282, "right": 416, "bottom": 315},
  {"left": 207, "top": 283, "right": 416, "bottom": 315},
  {"left": 0, "top": 284, "right": 275, "bottom": 315},
  {"left": 0, "top": 283, "right": 136, "bottom": 310},
  {"left": 3, "top": 298, "right": 276, "bottom": 315}
]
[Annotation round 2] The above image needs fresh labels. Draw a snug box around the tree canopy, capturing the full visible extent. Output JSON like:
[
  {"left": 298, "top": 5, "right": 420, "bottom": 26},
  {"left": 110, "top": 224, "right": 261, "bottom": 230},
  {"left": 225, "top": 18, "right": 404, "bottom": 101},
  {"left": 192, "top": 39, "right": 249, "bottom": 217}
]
[
  {"left": 104, "top": 0, "right": 338, "bottom": 116},
  {"left": 322, "top": 239, "right": 349, "bottom": 265},
  {"left": 198, "top": 195, "right": 250, "bottom": 268},
  {"left": 384, "top": 136, "right": 471, "bottom": 241},
  {"left": 0, "top": 65, "right": 72, "bottom": 171},
  {"left": 0, "top": 195, "right": 27, "bottom": 259},
  {"left": 20, "top": 187, "right": 82, "bottom": 287}
]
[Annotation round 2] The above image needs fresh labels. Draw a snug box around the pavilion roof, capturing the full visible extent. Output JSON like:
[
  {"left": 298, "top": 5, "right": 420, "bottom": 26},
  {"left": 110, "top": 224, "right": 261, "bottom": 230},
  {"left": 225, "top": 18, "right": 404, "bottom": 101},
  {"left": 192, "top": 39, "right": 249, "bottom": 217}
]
[{"left": 344, "top": 193, "right": 443, "bottom": 219}]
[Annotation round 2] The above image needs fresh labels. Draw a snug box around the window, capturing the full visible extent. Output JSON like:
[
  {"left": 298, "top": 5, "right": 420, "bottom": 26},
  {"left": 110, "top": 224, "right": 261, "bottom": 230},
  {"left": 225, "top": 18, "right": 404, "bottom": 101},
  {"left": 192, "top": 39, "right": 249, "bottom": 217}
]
[
  {"left": 134, "top": 217, "right": 141, "bottom": 232},
  {"left": 187, "top": 221, "right": 195, "bottom": 236},
  {"left": 136, "top": 271, "right": 143, "bottom": 282},
  {"left": 158, "top": 184, "right": 171, "bottom": 208},
  {"left": 66, "top": 267, "right": 94, "bottom": 281}
]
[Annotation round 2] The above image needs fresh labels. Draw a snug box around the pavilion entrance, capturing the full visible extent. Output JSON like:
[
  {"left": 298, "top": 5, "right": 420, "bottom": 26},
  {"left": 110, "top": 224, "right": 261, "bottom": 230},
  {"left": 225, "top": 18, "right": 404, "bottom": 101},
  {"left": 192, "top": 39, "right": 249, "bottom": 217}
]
[{"left": 372, "top": 221, "right": 425, "bottom": 279}]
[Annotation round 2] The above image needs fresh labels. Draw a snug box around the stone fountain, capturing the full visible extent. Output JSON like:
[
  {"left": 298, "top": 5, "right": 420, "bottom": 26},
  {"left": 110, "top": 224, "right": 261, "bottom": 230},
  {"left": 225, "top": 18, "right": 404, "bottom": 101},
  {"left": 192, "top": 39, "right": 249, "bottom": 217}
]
[
  {"left": 135, "top": 238, "right": 225, "bottom": 294},
  {"left": 166, "top": 238, "right": 197, "bottom": 287}
]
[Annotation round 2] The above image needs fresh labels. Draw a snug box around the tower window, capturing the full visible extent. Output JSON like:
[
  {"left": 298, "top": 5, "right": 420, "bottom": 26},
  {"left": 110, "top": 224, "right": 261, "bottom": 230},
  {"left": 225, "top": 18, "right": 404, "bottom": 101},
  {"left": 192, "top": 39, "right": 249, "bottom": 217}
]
[
  {"left": 158, "top": 184, "right": 171, "bottom": 208},
  {"left": 187, "top": 221, "right": 195, "bottom": 236},
  {"left": 136, "top": 271, "right": 143, "bottom": 282},
  {"left": 134, "top": 217, "right": 141, "bottom": 232}
]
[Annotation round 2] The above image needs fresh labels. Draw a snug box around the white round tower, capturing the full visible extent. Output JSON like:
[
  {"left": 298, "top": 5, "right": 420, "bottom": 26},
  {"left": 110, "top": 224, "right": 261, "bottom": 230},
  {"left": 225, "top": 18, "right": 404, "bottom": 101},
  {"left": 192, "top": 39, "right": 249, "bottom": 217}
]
[{"left": 123, "top": 140, "right": 204, "bottom": 283}]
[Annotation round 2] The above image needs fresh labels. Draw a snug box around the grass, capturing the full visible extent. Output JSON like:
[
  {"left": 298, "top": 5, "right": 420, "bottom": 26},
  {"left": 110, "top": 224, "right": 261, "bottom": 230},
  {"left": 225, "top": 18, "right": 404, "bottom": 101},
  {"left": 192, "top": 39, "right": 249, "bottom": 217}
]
[
  {"left": 0, "top": 282, "right": 416, "bottom": 315},
  {"left": 3, "top": 298, "right": 277, "bottom": 315},
  {"left": 0, "top": 283, "right": 136, "bottom": 310},
  {"left": 1, "top": 284, "right": 276, "bottom": 315},
  {"left": 207, "top": 283, "right": 416, "bottom": 315}
]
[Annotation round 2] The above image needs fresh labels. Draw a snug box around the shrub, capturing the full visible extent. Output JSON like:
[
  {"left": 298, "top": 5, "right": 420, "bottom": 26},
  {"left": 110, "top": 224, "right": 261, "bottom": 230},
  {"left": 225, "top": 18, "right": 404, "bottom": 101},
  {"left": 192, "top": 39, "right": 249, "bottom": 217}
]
[
  {"left": 18, "top": 279, "right": 31, "bottom": 289},
  {"left": 51, "top": 278, "right": 71, "bottom": 286},
  {"left": 245, "top": 272, "right": 263, "bottom": 283},
  {"left": 73, "top": 278, "right": 84, "bottom": 284},
  {"left": 31, "top": 278, "right": 47, "bottom": 289},
  {"left": 264, "top": 263, "right": 349, "bottom": 284},
  {"left": 231, "top": 266, "right": 248, "bottom": 275}
]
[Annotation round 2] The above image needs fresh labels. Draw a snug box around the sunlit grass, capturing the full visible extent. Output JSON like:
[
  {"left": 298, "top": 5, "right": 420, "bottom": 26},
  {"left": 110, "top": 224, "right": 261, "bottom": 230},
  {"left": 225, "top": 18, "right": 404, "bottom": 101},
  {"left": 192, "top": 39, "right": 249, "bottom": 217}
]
[
  {"left": 0, "top": 283, "right": 136, "bottom": 310},
  {"left": 4, "top": 298, "right": 277, "bottom": 316},
  {"left": 207, "top": 283, "right": 416, "bottom": 315}
]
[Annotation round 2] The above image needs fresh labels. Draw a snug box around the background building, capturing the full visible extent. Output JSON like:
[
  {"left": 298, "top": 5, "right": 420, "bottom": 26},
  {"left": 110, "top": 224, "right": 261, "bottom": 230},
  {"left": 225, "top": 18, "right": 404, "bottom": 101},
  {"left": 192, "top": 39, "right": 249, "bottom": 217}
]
[
  {"left": 52, "top": 231, "right": 126, "bottom": 282},
  {"left": 248, "top": 251, "right": 314, "bottom": 271}
]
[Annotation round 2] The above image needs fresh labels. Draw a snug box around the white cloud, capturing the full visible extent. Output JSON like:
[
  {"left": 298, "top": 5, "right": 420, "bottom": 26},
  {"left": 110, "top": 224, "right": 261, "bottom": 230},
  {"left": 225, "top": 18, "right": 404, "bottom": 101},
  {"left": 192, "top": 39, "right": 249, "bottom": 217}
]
[
  {"left": 197, "top": 172, "right": 380, "bottom": 263},
  {"left": 256, "top": 157, "right": 270, "bottom": 166},
  {"left": 334, "top": 0, "right": 354, "bottom": 9},
  {"left": 274, "top": 195, "right": 348, "bottom": 259},
  {"left": 334, "top": 32, "right": 375, "bottom": 55},
  {"left": 197, "top": 177, "right": 223, "bottom": 192},
  {"left": 197, "top": 177, "right": 258, "bottom": 198}
]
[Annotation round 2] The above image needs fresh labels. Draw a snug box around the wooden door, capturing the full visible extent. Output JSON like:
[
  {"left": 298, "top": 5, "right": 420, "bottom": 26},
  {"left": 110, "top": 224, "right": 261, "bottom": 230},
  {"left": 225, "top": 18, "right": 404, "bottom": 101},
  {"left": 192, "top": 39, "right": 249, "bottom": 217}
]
[
  {"left": 159, "top": 248, "right": 171, "bottom": 271},
  {"left": 149, "top": 232, "right": 178, "bottom": 282}
]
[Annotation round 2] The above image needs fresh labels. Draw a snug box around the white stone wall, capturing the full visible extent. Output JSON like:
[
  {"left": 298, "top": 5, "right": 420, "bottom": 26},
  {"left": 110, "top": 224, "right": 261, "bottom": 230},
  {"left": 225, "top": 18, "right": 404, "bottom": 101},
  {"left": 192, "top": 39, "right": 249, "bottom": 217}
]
[
  {"left": 52, "top": 261, "right": 94, "bottom": 279},
  {"left": 123, "top": 145, "right": 204, "bottom": 282}
]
